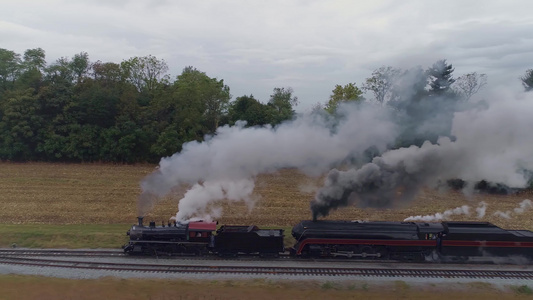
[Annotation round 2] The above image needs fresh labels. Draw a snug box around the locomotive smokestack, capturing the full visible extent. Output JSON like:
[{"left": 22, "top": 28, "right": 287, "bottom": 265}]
[
  {"left": 137, "top": 216, "right": 144, "bottom": 227},
  {"left": 312, "top": 210, "right": 318, "bottom": 222}
]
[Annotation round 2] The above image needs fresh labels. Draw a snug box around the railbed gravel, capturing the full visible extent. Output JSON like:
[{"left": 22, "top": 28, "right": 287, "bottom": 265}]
[{"left": 1, "top": 248, "right": 532, "bottom": 289}]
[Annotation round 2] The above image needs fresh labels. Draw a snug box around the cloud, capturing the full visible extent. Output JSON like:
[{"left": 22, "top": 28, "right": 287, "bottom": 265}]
[{"left": 2, "top": 0, "right": 533, "bottom": 109}]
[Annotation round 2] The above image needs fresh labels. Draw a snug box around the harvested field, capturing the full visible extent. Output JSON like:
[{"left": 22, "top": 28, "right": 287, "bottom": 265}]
[
  {"left": 0, "top": 162, "right": 532, "bottom": 230},
  {"left": 2, "top": 162, "right": 533, "bottom": 298}
]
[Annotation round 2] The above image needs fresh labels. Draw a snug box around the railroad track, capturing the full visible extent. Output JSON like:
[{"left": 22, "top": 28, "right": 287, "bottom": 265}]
[
  {"left": 0, "top": 249, "right": 124, "bottom": 257},
  {"left": 1, "top": 255, "right": 532, "bottom": 280}
]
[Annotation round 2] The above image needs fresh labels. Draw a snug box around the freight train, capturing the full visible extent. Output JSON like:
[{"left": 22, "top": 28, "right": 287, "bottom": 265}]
[{"left": 123, "top": 217, "right": 533, "bottom": 263}]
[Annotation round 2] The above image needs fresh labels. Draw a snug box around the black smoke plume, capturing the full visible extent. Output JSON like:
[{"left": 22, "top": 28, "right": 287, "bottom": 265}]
[{"left": 311, "top": 88, "right": 533, "bottom": 219}]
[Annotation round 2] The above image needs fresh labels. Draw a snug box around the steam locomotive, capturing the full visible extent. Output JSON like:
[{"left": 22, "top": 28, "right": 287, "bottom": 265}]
[
  {"left": 123, "top": 217, "right": 533, "bottom": 263},
  {"left": 123, "top": 217, "right": 284, "bottom": 257}
]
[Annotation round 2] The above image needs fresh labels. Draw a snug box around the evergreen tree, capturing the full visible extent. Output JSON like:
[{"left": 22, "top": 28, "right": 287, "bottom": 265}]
[{"left": 427, "top": 59, "right": 455, "bottom": 96}]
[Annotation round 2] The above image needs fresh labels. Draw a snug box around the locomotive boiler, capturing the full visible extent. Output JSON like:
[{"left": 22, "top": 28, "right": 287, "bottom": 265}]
[{"left": 123, "top": 217, "right": 217, "bottom": 255}]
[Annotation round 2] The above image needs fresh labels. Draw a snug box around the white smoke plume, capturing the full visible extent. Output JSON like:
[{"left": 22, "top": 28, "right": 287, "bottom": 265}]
[
  {"left": 138, "top": 71, "right": 533, "bottom": 222},
  {"left": 404, "top": 202, "right": 487, "bottom": 222},
  {"left": 312, "top": 89, "right": 533, "bottom": 219},
  {"left": 138, "top": 103, "right": 398, "bottom": 221},
  {"left": 170, "top": 178, "right": 256, "bottom": 222},
  {"left": 493, "top": 199, "right": 533, "bottom": 219},
  {"left": 476, "top": 201, "right": 488, "bottom": 219}
]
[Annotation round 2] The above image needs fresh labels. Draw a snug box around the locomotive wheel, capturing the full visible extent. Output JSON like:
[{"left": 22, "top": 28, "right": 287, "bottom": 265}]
[
  {"left": 450, "top": 255, "right": 469, "bottom": 263},
  {"left": 195, "top": 248, "right": 207, "bottom": 256},
  {"left": 360, "top": 246, "right": 375, "bottom": 258},
  {"left": 374, "top": 246, "right": 388, "bottom": 259},
  {"left": 398, "top": 252, "right": 425, "bottom": 262}
]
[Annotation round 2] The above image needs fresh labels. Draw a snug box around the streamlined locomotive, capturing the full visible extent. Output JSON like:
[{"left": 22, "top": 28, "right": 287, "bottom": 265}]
[{"left": 291, "top": 220, "right": 533, "bottom": 262}]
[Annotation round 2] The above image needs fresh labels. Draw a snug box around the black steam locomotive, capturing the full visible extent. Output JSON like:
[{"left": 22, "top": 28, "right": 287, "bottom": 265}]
[
  {"left": 123, "top": 217, "right": 533, "bottom": 263},
  {"left": 291, "top": 220, "right": 533, "bottom": 262},
  {"left": 123, "top": 217, "right": 284, "bottom": 257}
]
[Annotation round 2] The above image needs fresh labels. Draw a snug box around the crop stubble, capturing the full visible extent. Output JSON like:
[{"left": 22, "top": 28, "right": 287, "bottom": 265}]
[{"left": 0, "top": 162, "right": 531, "bottom": 230}]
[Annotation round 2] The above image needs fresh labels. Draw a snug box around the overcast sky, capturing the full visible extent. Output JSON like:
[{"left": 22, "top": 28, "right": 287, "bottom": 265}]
[{"left": 2, "top": 0, "right": 533, "bottom": 110}]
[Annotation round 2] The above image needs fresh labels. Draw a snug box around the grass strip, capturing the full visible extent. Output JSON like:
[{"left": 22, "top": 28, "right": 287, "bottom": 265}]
[
  {"left": 0, "top": 224, "right": 131, "bottom": 249},
  {"left": 0, "top": 224, "right": 296, "bottom": 249}
]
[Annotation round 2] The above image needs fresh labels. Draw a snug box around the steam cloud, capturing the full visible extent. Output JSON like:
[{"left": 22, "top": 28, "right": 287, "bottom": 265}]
[
  {"left": 312, "top": 89, "right": 533, "bottom": 219},
  {"left": 404, "top": 201, "right": 487, "bottom": 222},
  {"left": 138, "top": 104, "right": 397, "bottom": 221},
  {"left": 493, "top": 199, "right": 533, "bottom": 219},
  {"left": 139, "top": 77, "right": 533, "bottom": 222},
  {"left": 404, "top": 199, "right": 531, "bottom": 222}
]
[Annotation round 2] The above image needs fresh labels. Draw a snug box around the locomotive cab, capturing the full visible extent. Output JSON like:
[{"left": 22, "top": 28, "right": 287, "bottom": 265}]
[
  {"left": 188, "top": 221, "right": 217, "bottom": 244},
  {"left": 415, "top": 222, "right": 447, "bottom": 240}
]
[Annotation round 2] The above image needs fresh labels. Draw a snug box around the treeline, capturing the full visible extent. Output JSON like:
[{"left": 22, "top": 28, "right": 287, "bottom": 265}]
[
  {"left": 0, "top": 48, "right": 298, "bottom": 162},
  {"left": 1, "top": 47, "right": 532, "bottom": 163}
]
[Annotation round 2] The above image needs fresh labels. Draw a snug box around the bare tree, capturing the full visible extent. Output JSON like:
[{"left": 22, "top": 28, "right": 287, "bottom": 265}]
[
  {"left": 362, "top": 66, "right": 402, "bottom": 105},
  {"left": 520, "top": 69, "right": 533, "bottom": 92},
  {"left": 453, "top": 72, "right": 487, "bottom": 101}
]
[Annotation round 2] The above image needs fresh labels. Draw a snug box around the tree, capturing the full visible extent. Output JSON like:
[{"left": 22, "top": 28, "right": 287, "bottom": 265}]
[
  {"left": 521, "top": 69, "right": 533, "bottom": 92},
  {"left": 228, "top": 95, "right": 272, "bottom": 127},
  {"left": 70, "top": 52, "right": 90, "bottom": 84},
  {"left": 148, "top": 66, "right": 227, "bottom": 156},
  {"left": 310, "top": 102, "right": 325, "bottom": 114},
  {"left": 203, "top": 77, "right": 231, "bottom": 132},
  {"left": 121, "top": 55, "right": 169, "bottom": 94},
  {"left": 388, "top": 66, "right": 427, "bottom": 106},
  {"left": 45, "top": 57, "right": 75, "bottom": 86},
  {"left": 0, "top": 89, "right": 43, "bottom": 160},
  {"left": 0, "top": 48, "right": 22, "bottom": 91},
  {"left": 171, "top": 66, "right": 225, "bottom": 136},
  {"left": 268, "top": 87, "right": 299, "bottom": 124},
  {"left": 16, "top": 48, "right": 47, "bottom": 91},
  {"left": 325, "top": 83, "right": 363, "bottom": 113},
  {"left": 92, "top": 61, "right": 123, "bottom": 85},
  {"left": 363, "top": 66, "right": 401, "bottom": 105},
  {"left": 427, "top": 59, "right": 455, "bottom": 96},
  {"left": 62, "top": 123, "right": 102, "bottom": 161},
  {"left": 23, "top": 48, "right": 46, "bottom": 72},
  {"left": 453, "top": 72, "right": 487, "bottom": 101},
  {"left": 71, "top": 79, "right": 119, "bottom": 128}
]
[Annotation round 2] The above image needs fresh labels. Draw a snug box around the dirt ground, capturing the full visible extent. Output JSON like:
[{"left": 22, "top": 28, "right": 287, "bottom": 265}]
[
  {"left": 0, "top": 162, "right": 532, "bottom": 230},
  {"left": 0, "top": 275, "right": 532, "bottom": 300}
]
